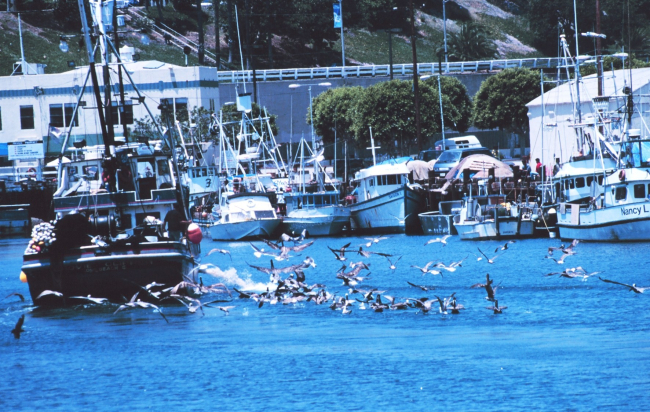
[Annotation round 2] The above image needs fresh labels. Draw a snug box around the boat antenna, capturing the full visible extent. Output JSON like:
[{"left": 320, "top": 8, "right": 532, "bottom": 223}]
[{"left": 234, "top": 5, "right": 246, "bottom": 92}]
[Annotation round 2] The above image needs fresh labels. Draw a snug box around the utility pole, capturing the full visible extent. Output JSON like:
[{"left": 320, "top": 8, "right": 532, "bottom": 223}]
[
  {"left": 408, "top": 0, "right": 422, "bottom": 150},
  {"left": 596, "top": 0, "right": 603, "bottom": 96}
]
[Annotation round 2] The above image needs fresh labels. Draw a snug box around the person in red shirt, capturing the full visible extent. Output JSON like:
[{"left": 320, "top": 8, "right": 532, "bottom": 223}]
[{"left": 535, "top": 158, "right": 542, "bottom": 179}]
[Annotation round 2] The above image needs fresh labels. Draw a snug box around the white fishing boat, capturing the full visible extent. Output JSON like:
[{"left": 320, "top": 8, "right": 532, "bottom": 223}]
[
  {"left": 349, "top": 157, "right": 424, "bottom": 233},
  {"left": 279, "top": 138, "right": 350, "bottom": 237},
  {"left": 454, "top": 196, "right": 539, "bottom": 240},
  {"left": 557, "top": 130, "right": 650, "bottom": 241},
  {"left": 208, "top": 191, "right": 281, "bottom": 240}
]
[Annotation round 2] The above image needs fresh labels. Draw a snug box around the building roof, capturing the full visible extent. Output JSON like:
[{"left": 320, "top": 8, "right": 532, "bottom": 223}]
[{"left": 526, "top": 67, "right": 650, "bottom": 108}]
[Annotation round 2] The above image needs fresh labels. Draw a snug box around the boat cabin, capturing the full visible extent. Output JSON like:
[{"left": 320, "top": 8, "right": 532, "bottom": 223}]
[{"left": 352, "top": 163, "right": 409, "bottom": 203}]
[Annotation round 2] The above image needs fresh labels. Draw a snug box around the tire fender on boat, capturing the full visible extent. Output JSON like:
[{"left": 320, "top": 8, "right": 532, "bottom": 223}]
[
  {"left": 247, "top": 199, "right": 255, "bottom": 208},
  {"left": 619, "top": 170, "right": 626, "bottom": 181}
]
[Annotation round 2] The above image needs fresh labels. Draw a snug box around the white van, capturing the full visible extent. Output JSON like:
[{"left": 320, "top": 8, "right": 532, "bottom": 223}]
[{"left": 434, "top": 135, "right": 481, "bottom": 151}]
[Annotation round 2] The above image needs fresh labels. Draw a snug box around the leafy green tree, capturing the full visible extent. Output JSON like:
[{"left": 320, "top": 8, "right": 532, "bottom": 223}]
[
  {"left": 472, "top": 68, "right": 553, "bottom": 134},
  {"left": 310, "top": 86, "right": 364, "bottom": 146},
  {"left": 421, "top": 75, "right": 473, "bottom": 133},
  {"left": 349, "top": 80, "right": 455, "bottom": 154},
  {"left": 448, "top": 21, "right": 497, "bottom": 61}
]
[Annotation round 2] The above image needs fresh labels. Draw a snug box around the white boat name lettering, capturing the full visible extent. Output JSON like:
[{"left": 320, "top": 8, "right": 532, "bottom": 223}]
[{"left": 620, "top": 205, "right": 650, "bottom": 216}]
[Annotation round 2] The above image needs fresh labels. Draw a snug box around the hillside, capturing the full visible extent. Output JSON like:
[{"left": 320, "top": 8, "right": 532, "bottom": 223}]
[{"left": 1, "top": 0, "right": 540, "bottom": 76}]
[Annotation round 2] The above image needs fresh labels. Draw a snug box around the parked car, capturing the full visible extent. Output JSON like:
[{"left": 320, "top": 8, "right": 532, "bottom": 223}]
[
  {"left": 432, "top": 147, "right": 493, "bottom": 178},
  {"left": 418, "top": 149, "right": 443, "bottom": 162}
]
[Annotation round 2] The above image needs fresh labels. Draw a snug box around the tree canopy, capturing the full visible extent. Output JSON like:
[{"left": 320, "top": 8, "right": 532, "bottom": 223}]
[
  {"left": 310, "top": 86, "right": 364, "bottom": 146},
  {"left": 447, "top": 21, "right": 497, "bottom": 62},
  {"left": 472, "top": 68, "right": 552, "bottom": 134}
]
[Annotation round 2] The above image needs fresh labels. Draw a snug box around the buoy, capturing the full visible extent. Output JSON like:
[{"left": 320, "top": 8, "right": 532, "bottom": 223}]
[
  {"left": 20, "top": 271, "right": 27, "bottom": 283},
  {"left": 187, "top": 223, "right": 203, "bottom": 244},
  {"left": 27, "top": 167, "right": 37, "bottom": 178}
]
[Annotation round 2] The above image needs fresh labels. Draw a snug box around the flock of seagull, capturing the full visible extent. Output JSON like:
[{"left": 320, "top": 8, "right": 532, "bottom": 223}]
[{"left": 6, "top": 232, "right": 649, "bottom": 339}]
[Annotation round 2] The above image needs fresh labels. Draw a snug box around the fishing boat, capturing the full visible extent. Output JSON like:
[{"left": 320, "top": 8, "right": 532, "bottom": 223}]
[
  {"left": 209, "top": 187, "right": 281, "bottom": 240},
  {"left": 557, "top": 129, "right": 650, "bottom": 241},
  {"left": 454, "top": 195, "right": 540, "bottom": 240},
  {"left": 280, "top": 138, "right": 350, "bottom": 237},
  {"left": 349, "top": 157, "right": 424, "bottom": 233},
  {"left": 20, "top": 0, "right": 199, "bottom": 305}
]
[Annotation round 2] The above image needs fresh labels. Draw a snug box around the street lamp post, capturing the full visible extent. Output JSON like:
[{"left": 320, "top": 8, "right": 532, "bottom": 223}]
[
  {"left": 443, "top": 0, "right": 449, "bottom": 65},
  {"left": 421, "top": 74, "right": 445, "bottom": 151},
  {"left": 288, "top": 82, "right": 332, "bottom": 151}
]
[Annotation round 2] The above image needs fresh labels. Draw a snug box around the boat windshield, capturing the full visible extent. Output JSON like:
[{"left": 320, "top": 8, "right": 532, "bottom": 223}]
[
  {"left": 437, "top": 151, "right": 462, "bottom": 163},
  {"left": 622, "top": 140, "right": 650, "bottom": 168}
]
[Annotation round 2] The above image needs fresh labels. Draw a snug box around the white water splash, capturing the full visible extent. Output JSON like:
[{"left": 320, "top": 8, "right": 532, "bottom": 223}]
[{"left": 201, "top": 265, "right": 270, "bottom": 291}]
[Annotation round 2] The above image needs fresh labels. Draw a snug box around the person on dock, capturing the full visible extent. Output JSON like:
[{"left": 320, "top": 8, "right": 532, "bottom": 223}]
[{"left": 552, "top": 158, "right": 561, "bottom": 176}]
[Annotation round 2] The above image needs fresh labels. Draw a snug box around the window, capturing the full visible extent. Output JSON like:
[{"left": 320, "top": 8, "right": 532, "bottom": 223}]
[
  {"left": 586, "top": 176, "right": 594, "bottom": 187},
  {"left": 20, "top": 106, "right": 34, "bottom": 129},
  {"left": 64, "top": 103, "right": 79, "bottom": 127},
  {"left": 50, "top": 104, "right": 64, "bottom": 127},
  {"left": 0, "top": 106, "right": 2, "bottom": 130},
  {"left": 83, "top": 165, "right": 99, "bottom": 180},
  {"left": 175, "top": 98, "right": 188, "bottom": 123},
  {"left": 369, "top": 178, "right": 374, "bottom": 187},
  {"left": 615, "top": 187, "right": 627, "bottom": 201},
  {"left": 50, "top": 103, "right": 78, "bottom": 128},
  {"left": 109, "top": 102, "right": 133, "bottom": 126},
  {"left": 160, "top": 98, "right": 174, "bottom": 124},
  {"left": 387, "top": 175, "right": 397, "bottom": 185},
  {"left": 598, "top": 175, "right": 604, "bottom": 185},
  {"left": 634, "top": 184, "right": 646, "bottom": 199},
  {"left": 575, "top": 177, "right": 585, "bottom": 188}
]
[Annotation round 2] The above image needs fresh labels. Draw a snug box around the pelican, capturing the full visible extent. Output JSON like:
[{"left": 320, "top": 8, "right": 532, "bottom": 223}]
[
  {"left": 218, "top": 306, "right": 235, "bottom": 315},
  {"left": 11, "top": 314, "right": 25, "bottom": 339},
  {"left": 486, "top": 300, "right": 507, "bottom": 314},
  {"left": 4, "top": 292, "right": 25, "bottom": 302},
  {"left": 406, "top": 281, "right": 432, "bottom": 291},
  {"left": 598, "top": 277, "right": 650, "bottom": 293},
  {"left": 471, "top": 274, "right": 498, "bottom": 301},
  {"left": 328, "top": 242, "right": 352, "bottom": 261},
  {"left": 495, "top": 240, "right": 515, "bottom": 253}
]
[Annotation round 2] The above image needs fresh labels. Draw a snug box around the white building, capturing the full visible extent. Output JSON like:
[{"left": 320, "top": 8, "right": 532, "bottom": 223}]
[
  {"left": 526, "top": 68, "right": 650, "bottom": 168},
  {"left": 0, "top": 59, "right": 219, "bottom": 157}
]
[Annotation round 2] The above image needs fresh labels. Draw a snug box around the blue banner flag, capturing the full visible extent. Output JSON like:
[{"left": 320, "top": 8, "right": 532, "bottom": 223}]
[{"left": 333, "top": 3, "right": 342, "bottom": 28}]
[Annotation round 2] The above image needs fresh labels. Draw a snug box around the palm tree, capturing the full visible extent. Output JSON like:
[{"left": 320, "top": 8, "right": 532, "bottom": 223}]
[{"left": 448, "top": 22, "right": 498, "bottom": 62}]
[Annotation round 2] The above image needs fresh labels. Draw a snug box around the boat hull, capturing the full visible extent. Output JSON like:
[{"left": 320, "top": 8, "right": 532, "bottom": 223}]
[
  {"left": 208, "top": 218, "right": 281, "bottom": 241},
  {"left": 558, "top": 204, "right": 650, "bottom": 241},
  {"left": 281, "top": 206, "right": 350, "bottom": 237},
  {"left": 418, "top": 211, "right": 457, "bottom": 235},
  {"left": 22, "top": 241, "right": 195, "bottom": 305},
  {"left": 350, "top": 186, "right": 424, "bottom": 234},
  {"left": 455, "top": 217, "right": 536, "bottom": 240}
]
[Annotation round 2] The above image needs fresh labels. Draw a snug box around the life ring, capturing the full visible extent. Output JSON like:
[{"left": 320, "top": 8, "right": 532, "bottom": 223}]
[
  {"left": 27, "top": 168, "right": 37, "bottom": 179},
  {"left": 619, "top": 170, "right": 626, "bottom": 181},
  {"left": 246, "top": 199, "right": 255, "bottom": 208}
]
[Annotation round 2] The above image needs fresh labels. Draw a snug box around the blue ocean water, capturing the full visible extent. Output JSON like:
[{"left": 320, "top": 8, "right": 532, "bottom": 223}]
[{"left": 1, "top": 234, "right": 649, "bottom": 411}]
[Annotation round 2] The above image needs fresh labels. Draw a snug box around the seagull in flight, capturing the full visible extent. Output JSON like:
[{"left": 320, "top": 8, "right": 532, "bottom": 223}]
[
  {"left": 495, "top": 240, "right": 515, "bottom": 253},
  {"left": 411, "top": 261, "right": 442, "bottom": 276},
  {"left": 36, "top": 290, "right": 64, "bottom": 300},
  {"left": 4, "top": 292, "right": 25, "bottom": 302},
  {"left": 598, "top": 277, "right": 650, "bottom": 293},
  {"left": 477, "top": 247, "right": 502, "bottom": 264},
  {"left": 386, "top": 255, "right": 402, "bottom": 271},
  {"left": 389, "top": 213, "right": 412, "bottom": 225},
  {"left": 328, "top": 242, "right": 352, "bottom": 261},
  {"left": 207, "top": 248, "right": 232, "bottom": 260},
  {"left": 364, "top": 236, "right": 388, "bottom": 247},
  {"left": 424, "top": 235, "right": 450, "bottom": 246}
]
